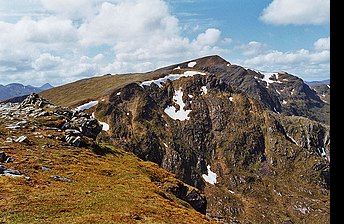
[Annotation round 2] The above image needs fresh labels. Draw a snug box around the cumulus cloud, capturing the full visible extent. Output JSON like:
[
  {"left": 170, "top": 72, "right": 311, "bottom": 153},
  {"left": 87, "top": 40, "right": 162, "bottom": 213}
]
[
  {"left": 260, "top": 0, "right": 330, "bottom": 25},
  {"left": 32, "top": 53, "right": 63, "bottom": 71},
  {"left": 193, "top": 28, "right": 221, "bottom": 47},
  {"left": 237, "top": 38, "right": 330, "bottom": 81},
  {"left": 79, "top": 1, "right": 227, "bottom": 73},
  {"left": 39, "top": 0, "right": 94, "bottom": 19},
  {"left": 314, "top": 37, "right": 330, "bottom": 51},
  {"left": 237, "top": 41, "right": 266, "bottom": 56},
  {"left": 0, "top": 0, "right": 230, "bottom": 85}
]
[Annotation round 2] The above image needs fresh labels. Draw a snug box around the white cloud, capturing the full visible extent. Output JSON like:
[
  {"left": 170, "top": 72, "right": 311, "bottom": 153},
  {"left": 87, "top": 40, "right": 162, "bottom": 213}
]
[
  {"left": 260, "top": 0, "right": 330, "bottom": 25},
  {"left": 39, "top": 0, "right": 94, "bottom": 19},
  {"left": 237, "top": 41, "right": 266, "bottom": 56},
  {"left": 32, "top": 53, "right": 63, "bottom": 71},
  {"left": 78, "top": 0, "right": 180, "bottom": 46},
  {"left": 79, "top": 1, "right": 228, "bottom": 74},
  {"left": 193, "top": 28, "right": 221, "bottom": 46},
  {"left": 237, "top": 38, "right": 330, "bottom": 81},
  {"left": 314, "top": 37, "right": 330, "bottom": 51},
  {"left": 0, "top": 0, "right": 330, "bottom": 85}
]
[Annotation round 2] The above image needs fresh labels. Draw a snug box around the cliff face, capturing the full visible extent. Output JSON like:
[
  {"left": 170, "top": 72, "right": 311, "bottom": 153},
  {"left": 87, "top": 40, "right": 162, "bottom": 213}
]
[{"left": 95, "top": 61, "right": 329, "bottom": 223}]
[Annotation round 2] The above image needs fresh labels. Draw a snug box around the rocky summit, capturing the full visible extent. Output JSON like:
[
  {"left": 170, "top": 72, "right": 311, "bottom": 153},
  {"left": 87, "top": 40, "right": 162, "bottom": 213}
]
[{"left": 1, "top": 56, "right": 330, "bottom": 223}]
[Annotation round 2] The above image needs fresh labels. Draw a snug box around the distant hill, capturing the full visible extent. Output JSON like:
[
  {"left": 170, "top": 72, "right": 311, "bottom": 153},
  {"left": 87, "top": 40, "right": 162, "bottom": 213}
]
[
  {"left": 0, "top": 83, "right": 53, "bottom": 101},
  {"left": 305, "top": 79, "right": 330, "bottom": 86}
]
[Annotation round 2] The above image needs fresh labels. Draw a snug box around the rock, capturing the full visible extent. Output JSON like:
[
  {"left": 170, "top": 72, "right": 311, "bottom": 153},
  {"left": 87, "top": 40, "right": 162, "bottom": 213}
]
[
  {"left": 185, "top": 189, "right": 207, "bottom": 214},
  {"left": 167, "top": 183, "right": 207, "bottom": 214},
  {"left": 0, "top": 151, "right": 13, "bottom": 163},
  {"left": 6, "top": 125, "right": 21, "bottom": 130},
  {"left": 15, "top": 135, "right": 28, "bottom": 143},
  {"left": 20, "top": 93, "right": 51, "bottom": 108},
  {"left": 41, "top": 166, "right": 51, "bottom": 171},
  {"left": 65, "top": 129, "right": 81, "bottom": 135},
  {"left": 0, "top": 165, "right": 22, "bottom": 177},
  {"left": 65, "top": 135, "right": 83, "bottom": 147},
  {"left": 0, "top": 165, "right": 5, "bottom": 173},
  {"left": 51, "top": 175, "right": 72, "bottom": 182},
  {"left": 69, "top": 117, "right": 102, "bottom": 139}
]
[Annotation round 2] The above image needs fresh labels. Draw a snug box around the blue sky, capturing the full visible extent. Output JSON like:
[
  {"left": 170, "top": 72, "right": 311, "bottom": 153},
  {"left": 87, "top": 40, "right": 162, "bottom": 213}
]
[{"left": 0, "top": 0, "right": 330, "bottom": 86}]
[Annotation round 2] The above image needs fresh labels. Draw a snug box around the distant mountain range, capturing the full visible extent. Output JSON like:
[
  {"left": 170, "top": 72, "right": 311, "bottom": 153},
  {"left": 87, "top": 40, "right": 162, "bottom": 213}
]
[
  {"left": 305, "top": 79, "right": 330, "bottom": 86},
  {"left": 0, "top": 83, "right": 53, "bottom": 101}
]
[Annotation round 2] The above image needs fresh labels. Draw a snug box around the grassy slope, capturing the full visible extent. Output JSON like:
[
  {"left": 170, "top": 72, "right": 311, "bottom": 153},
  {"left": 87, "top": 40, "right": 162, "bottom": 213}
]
[
  {"left": 40, "top": 73, "right": 159, "bottom": 107},
  {"left": 0, "top": 119, "right": 212, "bottom": 224}
]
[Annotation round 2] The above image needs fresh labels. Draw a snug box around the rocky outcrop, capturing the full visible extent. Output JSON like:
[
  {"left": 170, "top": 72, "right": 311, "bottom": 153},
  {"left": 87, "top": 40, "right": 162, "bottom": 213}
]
[
  {"left": 2, "top": 94, "right": 102, "bottom": 148},
  {"left": 20, "top": 93, "right": 52, "bottom": 108},
  {"left": 167, "top": 183, "right": 207, "bottom": 214}
]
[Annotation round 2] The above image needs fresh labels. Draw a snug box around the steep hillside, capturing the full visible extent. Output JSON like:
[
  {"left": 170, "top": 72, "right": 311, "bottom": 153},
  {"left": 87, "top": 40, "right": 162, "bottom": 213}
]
[
  {"left": 93, "top": 66, "right": 329, "bottom": 223},
  {"left": 0, "top": 95, "right": 212, "bottom": 224}
]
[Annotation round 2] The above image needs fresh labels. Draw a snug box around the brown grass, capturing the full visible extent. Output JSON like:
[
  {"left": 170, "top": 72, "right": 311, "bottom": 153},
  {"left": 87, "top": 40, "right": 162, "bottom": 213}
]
[{"left": 40, "top": 73, "right": 161, "bottom": 107}]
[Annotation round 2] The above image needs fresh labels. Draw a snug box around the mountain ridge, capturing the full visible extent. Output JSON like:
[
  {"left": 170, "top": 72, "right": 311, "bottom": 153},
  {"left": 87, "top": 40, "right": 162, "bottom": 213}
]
[
  {"left": 41, "top": 55, "right": 329, "bottom": 124},
  {"left": 0, "top": 82, "right": 53, "bottom": 101}
]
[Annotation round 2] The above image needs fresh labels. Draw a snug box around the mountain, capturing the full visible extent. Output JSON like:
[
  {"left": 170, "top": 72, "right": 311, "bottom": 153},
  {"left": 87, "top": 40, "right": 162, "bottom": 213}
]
[
  {"left": 41, "top": 55, "right": 329, "bottom": 125},
  {"left": 39, "top": 83, "right": 54, "bottom": 91},
  {"left": 0, "top": 83, "right": 53, "bottom": 101},
  {"left": 3, "top": 56, "right": 329, "bottom": 223}
]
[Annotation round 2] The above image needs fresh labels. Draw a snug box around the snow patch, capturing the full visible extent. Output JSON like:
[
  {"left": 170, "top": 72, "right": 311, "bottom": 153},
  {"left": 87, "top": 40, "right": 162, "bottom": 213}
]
[
  {"left": 188, "top": 61, "right": 197, "bottom": 68},
  {"left": 173, "top": 66, "right": 181, "bottom": 70},
  {"left": 282, "top": 100, "right": 288, "bottom": 105},
  {"left": 327, "top": 85, "right": 330, "bottom": 89},
  {"left": 291, "top": 89, "right": 295, "bottom": 95},
  {"left": 116, "top": 92, "right": 121, "bottom": 96},
  {"left": 99, "top": 121, "right": 110, "bottom": 131},
  {"left": 287, "top": 133, "right": 299, "bottom": 146},
  {"left": 229, "top": 97, "right": 234, "bottom": 102},
  {"left": 164, "top": 89, "right": 192, "bottom": 121},
  {"left": 202, "top": 165, "right": 217, "bottom": 185},
  {"left": 141, "top": 71, "right": 206, "bottom": 88},
  {"left": 92, "top": 112, "right": 110, "bottom": 132},
  {"left": 201, "top": 86, "right": 208, "bottom": 95},
  {"left": 261, "top": 72, "right": 282, "bottom": 88},
  {"left": 74, "top": 101, "right": 98, "bottom": 112},
  {"left": 319, "top": 147, "right": 326, "bottom": 157}
]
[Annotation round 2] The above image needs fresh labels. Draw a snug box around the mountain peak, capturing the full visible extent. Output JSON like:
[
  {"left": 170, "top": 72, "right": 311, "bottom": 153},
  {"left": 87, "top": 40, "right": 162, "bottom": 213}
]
[{"left": 40, "top": 83, "right": 53, "bottom": 91}]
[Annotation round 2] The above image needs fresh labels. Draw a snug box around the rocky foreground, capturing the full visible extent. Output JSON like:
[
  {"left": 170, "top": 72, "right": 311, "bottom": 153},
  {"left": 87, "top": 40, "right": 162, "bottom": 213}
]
[{"left": 0, "top": 93, "right": 212, "bottom": 224}]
